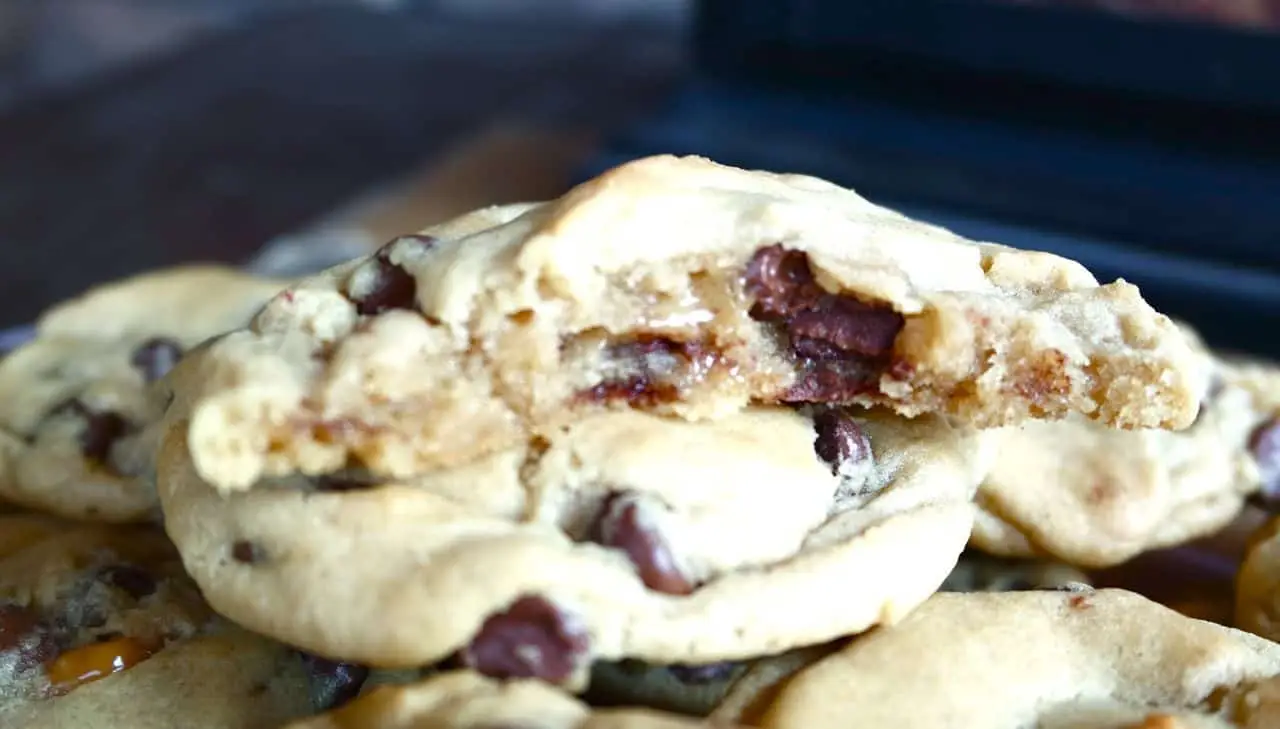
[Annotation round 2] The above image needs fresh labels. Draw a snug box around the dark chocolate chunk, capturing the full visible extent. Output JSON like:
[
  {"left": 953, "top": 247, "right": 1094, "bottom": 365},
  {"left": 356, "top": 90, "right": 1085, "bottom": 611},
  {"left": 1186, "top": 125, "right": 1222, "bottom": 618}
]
[
  {"left": 744, "top": 245, "right": 904, "bottom": 404},
  {"left": 812, "top": 408, "right": 873, "bottom": 474},
  {"left": 300, "top": 653, "right": 369, "bottom": 711},
  {"left": 130, "top": 337, "right": 184, "bottom": 382},
  {"left": 461, "top": 596, "right": 590, "bottom": 683},
  {"left": 230, "top": 540, "right": 266, "bottom": 564},
  {"left": 783, "top": 360, "right": 884, "bottom": 402},
  {"left": 98, "top": 564, "right": 157, "bottom": 599},
  {"left": 592, "top": 491, "right": 694, "bottom": 595},
  {"left": 582, "top": 377, "right": 678, "bottom": 407},
  {"left": 351, "top": 236, "right": 436, "bottom": 316},
  {"left": 312, "top": 474, "right": 375, "bottom": 492},
  {"left": 583, "top": 336, "right": 714, "bottom": 407},
  {"left": 666, "top": 661, "right": 739, "bottom": 684},
  {"left": 787, "top": 299, "right": 902, "bottom": 358},
  {"left": 49, "top": 400, "right": 133, "bottom": 464},
  {"left": 744, "top": 245, "right": 823, "bottom": 318}
]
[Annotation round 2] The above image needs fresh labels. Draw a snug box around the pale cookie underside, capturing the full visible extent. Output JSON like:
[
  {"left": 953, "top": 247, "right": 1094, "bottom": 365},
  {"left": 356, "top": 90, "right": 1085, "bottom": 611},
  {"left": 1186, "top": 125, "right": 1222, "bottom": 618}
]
[
  {"left": 158, "top": 406, "right": 988, "bottom": 670},
  {"left": 754, "top": 590, "right": 1280, "bottom": 729}
]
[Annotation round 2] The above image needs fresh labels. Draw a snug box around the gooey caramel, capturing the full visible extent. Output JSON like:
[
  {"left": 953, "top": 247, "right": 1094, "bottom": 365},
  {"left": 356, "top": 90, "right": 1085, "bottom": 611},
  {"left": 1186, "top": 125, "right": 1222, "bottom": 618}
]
[{"left": 46, "top": 636, "right": 155, "bottom": 693}]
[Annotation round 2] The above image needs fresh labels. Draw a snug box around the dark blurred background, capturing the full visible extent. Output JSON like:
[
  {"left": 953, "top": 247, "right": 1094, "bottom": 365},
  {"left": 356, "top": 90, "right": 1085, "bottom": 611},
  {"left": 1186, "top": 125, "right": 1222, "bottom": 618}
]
[{"left": 2, "top": 0, "right": 1279, "bottom": 356}]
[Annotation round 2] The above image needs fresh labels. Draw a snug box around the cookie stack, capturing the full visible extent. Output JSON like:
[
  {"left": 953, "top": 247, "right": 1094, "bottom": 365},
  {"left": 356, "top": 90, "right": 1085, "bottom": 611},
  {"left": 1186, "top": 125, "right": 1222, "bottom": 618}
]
[{"left": 4, "top": 156, "right": 1280, "bottom": 729}]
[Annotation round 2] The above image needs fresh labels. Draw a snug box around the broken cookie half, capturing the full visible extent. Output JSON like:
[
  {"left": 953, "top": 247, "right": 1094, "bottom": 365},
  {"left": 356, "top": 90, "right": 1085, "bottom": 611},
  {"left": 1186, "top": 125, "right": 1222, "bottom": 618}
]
[{"left": 174, "top": 156, "right": 1196, "bottom": 489}]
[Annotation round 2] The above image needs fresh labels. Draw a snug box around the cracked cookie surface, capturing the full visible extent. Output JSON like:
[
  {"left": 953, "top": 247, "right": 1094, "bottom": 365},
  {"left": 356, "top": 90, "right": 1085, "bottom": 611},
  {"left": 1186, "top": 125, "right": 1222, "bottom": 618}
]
[
  {"left": 711, "top": 589, "right": 1280, "bottom": 729},
  {"left": 157, "top": 391, "right": 993, "bottom": 677},
  {"left": 0, "top": 266, "right": 287, "bottom": 521},
  {"left": 971, "top": 328, "right": 1280, "bottom": 568},
  {"left": 176, "top": 156, "right": 1196, "bottom": 491}
]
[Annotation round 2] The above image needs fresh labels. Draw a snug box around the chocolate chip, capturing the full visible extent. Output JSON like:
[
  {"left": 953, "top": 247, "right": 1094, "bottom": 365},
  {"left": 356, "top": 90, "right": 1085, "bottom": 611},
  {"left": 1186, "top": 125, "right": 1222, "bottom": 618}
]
[
  {"left": 591, "top": 492, "right": 694, "bottom": 595},
  {"left": 230, "top": 540, "right": 265, "bottom": 564},
  {"left": 812, "top": 408, "right": 872, "bottom": 475},
  {"left": 461, "top": 596, "right": 590, "bottom": 683},
  {"left": 744, "top": 245, "right": 824, "bottom": 318},
  {"left": 583, "top": 337, "right": 715, "bottom": 407},
  {"left": 97, "top": 565, "right": 157, "bottom": 599},
  {"left": 785, "top": 360, "right": 886, "bottom": 402},
  {"left": 130, "top": 337, "right": 183, "bottom": 382},
  {"left": 299, "top": 653, "right": 369, "bottom": 710},
  {"left": 48, "top": 400, "right": 133, "bottom": 464},
  {"left": 744, "top": 245, "right": 903, "bottom": 404},
  {"left": 351, "top": 236, "right": 435, "bottom": 316},
  {"left": 583, "top": 377, "right": 678, "bottom": 407},
  {"left": 312, "top": 474, "right": 374, "bottom": 492},
  {"left": 788, "top": 300, "right": 902, "bottom": 358},
  {"left": 666, "top": 661, "right": 739, "bottom": 683}
]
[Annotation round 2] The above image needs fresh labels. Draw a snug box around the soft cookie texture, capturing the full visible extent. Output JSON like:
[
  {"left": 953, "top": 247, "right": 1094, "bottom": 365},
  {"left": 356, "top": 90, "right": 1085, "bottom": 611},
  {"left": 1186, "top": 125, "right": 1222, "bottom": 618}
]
[
  {"left": 0, "top": 520, "right": 357, "bottom": 729},
  {"left": 285, "top": 670, "right": 748, "bottom": 729},
  {"left": 175, "top": 156, "right": 1196, "bottom": 490},
  {"left": 158, "top": 383, "right": 993, "bottom": 679},
  {"left": 710, "top": 589, "right": 1280, "bottom": 729},
  {"left": 971, "top": 329, "right": 1280, "bottom": 568},
  {"left": 0, "top": 266, "right": 287, "bottom": 522}
]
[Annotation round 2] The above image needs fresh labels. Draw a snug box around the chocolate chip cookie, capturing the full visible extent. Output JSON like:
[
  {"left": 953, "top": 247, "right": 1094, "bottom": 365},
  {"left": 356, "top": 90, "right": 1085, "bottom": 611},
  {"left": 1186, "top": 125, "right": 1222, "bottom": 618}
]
[
  {"left": 177, "top": 156, "right": 1196, "bottom": 490},
  {"left": 971, "top": 328, "right": 1280, "bottom": 568},
  {"left": 708, "top": 589, "right": 1280, "bottom": 729},
  {"left": 0, "top": 266, "right": 287, "bottom": 522},
  {"left": 0, "top": 520, "right": 352, "bottom": 729},
  {"left": 285, "top": 670, "right": 750, "bottom": 729},
  {"left": 157, "top": 392, "right": 994, "bottom": 679}
]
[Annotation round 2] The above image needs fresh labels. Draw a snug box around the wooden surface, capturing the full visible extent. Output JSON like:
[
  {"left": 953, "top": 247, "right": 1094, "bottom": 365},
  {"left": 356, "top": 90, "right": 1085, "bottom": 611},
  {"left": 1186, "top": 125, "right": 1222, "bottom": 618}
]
[{"left": 0, "top": 5, "right": 684, "bottom": 327}]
